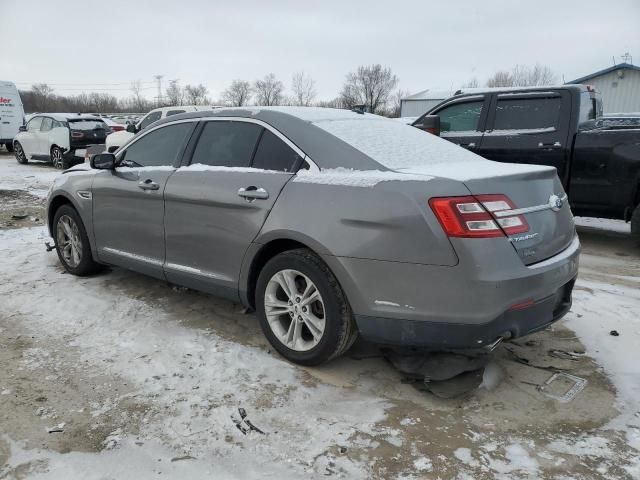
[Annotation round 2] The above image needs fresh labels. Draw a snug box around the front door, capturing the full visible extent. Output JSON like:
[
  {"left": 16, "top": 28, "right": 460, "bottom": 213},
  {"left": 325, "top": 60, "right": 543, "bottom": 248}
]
[
  {"left": 92, "top": 121, "right": 195, "bottom": 278},
  {"left": 477, "top": 92, "right": 572, "bottom": 185},
  {"left": 22, "top": 116, "right": 42, "bottom": 157},
  {"left": 164, "top": 120, "right": 301, "bottom": 299},
  {"left": 428, "top": 96, "right": 488, "bottom": 153}
]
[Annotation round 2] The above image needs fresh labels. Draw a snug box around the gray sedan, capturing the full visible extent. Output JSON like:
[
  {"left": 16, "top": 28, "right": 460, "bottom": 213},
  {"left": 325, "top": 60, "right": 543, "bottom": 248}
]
[{"left": 46, "top": 107, "right": 579, "bottom": 365}]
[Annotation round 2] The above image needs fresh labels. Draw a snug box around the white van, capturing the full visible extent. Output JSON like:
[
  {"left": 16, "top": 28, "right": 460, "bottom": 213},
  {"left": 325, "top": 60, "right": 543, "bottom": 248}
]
[{"left": 0, "top": 81, "right": 25, "bottom": 152}]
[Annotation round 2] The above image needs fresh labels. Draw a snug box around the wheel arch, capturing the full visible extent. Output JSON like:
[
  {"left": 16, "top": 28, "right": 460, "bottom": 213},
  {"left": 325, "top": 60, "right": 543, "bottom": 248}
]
[
  {"left": 240, "top": 232, "right": 334, "bottom": 310},
  {"left": 47, "top": 193, "right": 77, "bottom": 236}
]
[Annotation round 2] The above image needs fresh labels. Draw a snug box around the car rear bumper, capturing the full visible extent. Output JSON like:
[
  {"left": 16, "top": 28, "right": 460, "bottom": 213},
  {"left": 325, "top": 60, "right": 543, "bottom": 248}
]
[
  {"left": 323, "top": 235, "right": 580, "bottom": 349},
  {"left": 354, "top": 277, "right": 575, "bottom": 348}
]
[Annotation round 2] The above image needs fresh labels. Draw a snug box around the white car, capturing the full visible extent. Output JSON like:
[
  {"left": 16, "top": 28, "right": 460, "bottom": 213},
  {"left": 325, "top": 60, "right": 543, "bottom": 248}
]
[
  {"left": 105, "top": 105, "right": 220, "bottom": 152},
  {"left": 13, "top": 113, "right": 109, "bottom": 169},
  {"left": 0, "top": 80, "right": 25, "bottom": 152}
]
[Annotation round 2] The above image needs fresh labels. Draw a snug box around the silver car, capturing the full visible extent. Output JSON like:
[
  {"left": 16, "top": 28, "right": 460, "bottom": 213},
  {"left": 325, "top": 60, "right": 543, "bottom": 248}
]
[{"left": 46, "top": 107, "right": 580, "bottom": 365}]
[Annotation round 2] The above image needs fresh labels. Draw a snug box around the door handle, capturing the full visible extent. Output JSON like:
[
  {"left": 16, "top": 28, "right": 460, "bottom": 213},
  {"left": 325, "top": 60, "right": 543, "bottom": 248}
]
[
  {"left": 138, "top": 179, "right": 160, "bottom": 191},
  {"left": 538, "top": 141, "right": 562, "bottom": 149},
  {"left": 238, "top": 186, "right": 269, "bottom": 201}
]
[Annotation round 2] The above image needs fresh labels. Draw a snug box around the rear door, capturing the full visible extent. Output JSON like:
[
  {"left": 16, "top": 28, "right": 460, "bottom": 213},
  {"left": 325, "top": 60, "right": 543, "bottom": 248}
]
[
  {"left": 163, "top": 119, "right": 302, "bottom": 298},
  {"left": 420, "top": 95, "right": 488, "bottom": 152},
  {"left": 92, "top": 121, "right": 196, "bottom": 278},
  {"left": 477, "top": 91, "right": 572, "bottom": 185}
]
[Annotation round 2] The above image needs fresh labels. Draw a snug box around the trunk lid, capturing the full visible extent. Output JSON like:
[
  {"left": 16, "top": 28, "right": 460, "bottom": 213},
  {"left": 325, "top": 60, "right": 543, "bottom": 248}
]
[{"left": 399, "top": 162, "right": 575, "bottom": 265}]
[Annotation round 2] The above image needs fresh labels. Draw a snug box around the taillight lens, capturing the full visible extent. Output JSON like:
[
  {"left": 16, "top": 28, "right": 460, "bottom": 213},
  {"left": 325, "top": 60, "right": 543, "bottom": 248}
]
[
  {"left": 71, "top": 131, "right": 84, "bottom": 139},
  {"left": 429, "top": 194, "right": 529, "bottom": 238}
]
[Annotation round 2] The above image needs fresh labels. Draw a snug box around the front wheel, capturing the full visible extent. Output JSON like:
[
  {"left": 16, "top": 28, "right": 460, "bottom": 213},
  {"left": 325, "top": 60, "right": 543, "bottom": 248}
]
[
  {"left": 256, "top": 249, "right": 358, "bottom": 365},
  {"left": 14, "top": 142, "right": 28, "bottom": 164},
  {"left": 53, "top": 205, "right": 103, "bottom": 276}
]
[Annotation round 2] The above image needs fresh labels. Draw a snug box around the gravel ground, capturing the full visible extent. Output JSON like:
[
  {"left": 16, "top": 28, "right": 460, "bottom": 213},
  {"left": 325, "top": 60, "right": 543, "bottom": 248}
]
[{"left": 0, "top": 151, "right": 638, "bottom": 479}]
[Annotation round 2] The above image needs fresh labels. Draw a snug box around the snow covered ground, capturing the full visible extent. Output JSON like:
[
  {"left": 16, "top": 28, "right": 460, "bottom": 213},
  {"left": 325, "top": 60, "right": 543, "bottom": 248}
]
[{"left": 0, "top": 153, "right": 639, "bottom": 479}]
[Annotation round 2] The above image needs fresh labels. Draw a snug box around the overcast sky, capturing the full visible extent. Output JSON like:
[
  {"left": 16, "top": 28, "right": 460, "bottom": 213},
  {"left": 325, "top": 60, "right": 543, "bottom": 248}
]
[{"left": 2, "top": 0, "right": 639, "bottom": 102}]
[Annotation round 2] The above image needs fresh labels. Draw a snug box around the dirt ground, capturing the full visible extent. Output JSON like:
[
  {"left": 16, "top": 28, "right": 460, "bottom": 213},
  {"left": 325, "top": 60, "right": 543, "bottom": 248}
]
[{"left": 0, "top": 152, "right": 639, "bottom": 479}]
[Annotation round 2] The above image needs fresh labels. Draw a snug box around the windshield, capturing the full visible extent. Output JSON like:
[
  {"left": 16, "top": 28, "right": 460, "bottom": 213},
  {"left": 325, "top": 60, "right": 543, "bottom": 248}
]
[
  {"left": 313, "top": 116, "right": 482, "bottom": 170},
  {"left": 68, "top": 119, "right": 107, "bottom": 130}
]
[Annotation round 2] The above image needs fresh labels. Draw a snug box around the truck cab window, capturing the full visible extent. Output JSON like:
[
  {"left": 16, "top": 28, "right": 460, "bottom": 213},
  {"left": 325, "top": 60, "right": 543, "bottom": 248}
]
[
  {"left": 493, "top": 97, "right": 562, "bottom": 131},
  {"left": 436, "top": 101, "right": 484, "bottom": 132}
]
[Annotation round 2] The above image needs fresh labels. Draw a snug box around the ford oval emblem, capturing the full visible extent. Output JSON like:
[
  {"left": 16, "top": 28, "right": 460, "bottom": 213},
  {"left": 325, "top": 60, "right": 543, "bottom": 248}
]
[{"left": 549, "top": 194, "right": 563, "bottom": 212}]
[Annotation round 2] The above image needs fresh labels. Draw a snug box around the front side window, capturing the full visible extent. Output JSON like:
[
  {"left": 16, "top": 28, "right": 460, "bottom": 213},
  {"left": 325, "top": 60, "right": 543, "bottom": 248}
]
[
  {"left": 252, "top": 130, "right": 301, "bottom": 172},
  {"left": 493, "top": 97, "right": 562, "bottom": 131},
  {"left": 191, "top": 121, "right": 262, "bottom": 168},
  {"left": 139, "top": 111, "right": 162, "bottom": 130},
  {"left": 40, "top": 117, "right": 53, "bottom": 132},
  {"left": 27, "top": 116, "right": 42, "bottom": 131},
  {"left": 436, "top": 101, "right": 484, "bottom": 132},
  {"left": 120, "top": 123, "right": 194, "bottom": 167}
]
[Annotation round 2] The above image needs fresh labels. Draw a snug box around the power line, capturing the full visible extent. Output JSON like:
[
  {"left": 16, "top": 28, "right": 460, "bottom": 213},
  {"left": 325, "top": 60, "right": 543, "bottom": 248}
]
[{"left": 14, "top": 81, "right": 155, "bottom": 87}]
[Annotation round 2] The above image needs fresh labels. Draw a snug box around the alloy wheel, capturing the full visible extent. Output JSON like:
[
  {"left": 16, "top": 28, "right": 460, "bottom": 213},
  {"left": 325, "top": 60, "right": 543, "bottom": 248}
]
[
  {"left": 52, "top": 148, "right": 63, "bottom": 169},
  {"left": 15, "top": 143, "right": 26, "bottom": 162},
  {"left": 264, "top": 269, "right": 326, "bottom": 352},
  {"left": 56, "top": 215, "right": 82, "bottom": 267}
]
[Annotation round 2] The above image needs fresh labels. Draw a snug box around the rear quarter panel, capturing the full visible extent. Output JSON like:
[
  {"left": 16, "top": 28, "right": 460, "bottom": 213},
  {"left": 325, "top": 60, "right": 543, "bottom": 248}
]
[
  {"left": 49, "top": 126, "right": 70, "bottom": 151},
  {"left": 256, "top": 176, "right": 469, "bottom": 266}
]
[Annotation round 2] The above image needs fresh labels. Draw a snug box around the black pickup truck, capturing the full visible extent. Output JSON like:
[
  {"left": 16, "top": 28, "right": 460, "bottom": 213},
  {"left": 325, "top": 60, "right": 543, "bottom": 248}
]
[{"left": 413, "top": 85, "right": 640, "bottom": 240}]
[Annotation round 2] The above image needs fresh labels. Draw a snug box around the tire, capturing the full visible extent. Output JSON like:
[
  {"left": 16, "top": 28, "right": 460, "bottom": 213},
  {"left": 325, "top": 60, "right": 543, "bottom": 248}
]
[
  {"left": 5, "top": 142, "right": 14, "bottom": 153},
  {"left": 256, "top": 249, "right": 358, "bottom": 365},
  {"left": 14, "top": 142, "right": 28, "bottom": 164},
  {"left": 632, "top": 204, "right": 640, "bottom": 245},
  {"left": 51, "top": 145, "right": 70, "bottom": 169},
  {"left": 52, "top": 205, "right": 103, "bottom": 276}
]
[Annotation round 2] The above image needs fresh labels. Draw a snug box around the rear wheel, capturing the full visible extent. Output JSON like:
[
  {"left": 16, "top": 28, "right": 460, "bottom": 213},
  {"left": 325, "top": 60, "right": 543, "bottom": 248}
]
[
  {"left": 631, "top": 204, "right": 640, "bottom": 244},
  {"left": 256, "top": 249, "right": 358, "bottom": 365},
  {"left": 5, "top": 142, "right": 14, "bottom": 153},
  {"left": 51, "top": 145, "right": 70, "bottom": 169},
  {"left": 14, "top": 142, "right": 27, "bottom": 164},
  {"left": 53, "top": 205, "right": 103, "bottom": 276}
]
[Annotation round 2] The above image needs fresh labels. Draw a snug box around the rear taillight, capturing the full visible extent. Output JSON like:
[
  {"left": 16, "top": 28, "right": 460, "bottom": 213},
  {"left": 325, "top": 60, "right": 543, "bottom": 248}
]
[
  {"left": 429, "top": 194, "right": 529, "bottom": 238},
  {"left": 71, "top": 131, "right": 84, "bottom": 139}
]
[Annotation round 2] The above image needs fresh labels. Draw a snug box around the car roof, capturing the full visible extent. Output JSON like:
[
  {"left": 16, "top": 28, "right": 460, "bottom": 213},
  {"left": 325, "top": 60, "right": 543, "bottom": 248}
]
[
  {"left": 151, "top": 107, "right": 386, "bottom": 171},
  {"left": 32, "top": 113, "right": 103, "bottom": 121},
  {"left": 450, "top": 84, "right": 585, "bottom": 97}
]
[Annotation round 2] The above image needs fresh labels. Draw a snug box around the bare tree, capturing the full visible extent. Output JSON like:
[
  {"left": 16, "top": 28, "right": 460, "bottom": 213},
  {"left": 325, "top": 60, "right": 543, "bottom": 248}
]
[
  {"left": 291, "top": 71, "right": 316, "bottom": 106},
  {"left": 166, "top": 80, "right": 185, "bottom": 106},
  {"left": 222, "top": 80, "right": 252, "bottom": 106},
  {"left": 461, "top": 77, "right": 479, "bottom": 88},
  {"left": 31, "top": 83, "right": 54, "bottom": 111},
  {"left": 387, "top": 89, "right": 411, "bottom": 118},
  {"left": 184, "top": 84, "right": 210, "bottom": 105},
  {"left": 486, "top": 64, "right": 557, "bottom": 88},
  {"left": 254, "top": 73, "right": 284, "bottom": 106},
  {"left": 130, "top": 80, "right": 149, "bottom": 111},
  {"left": 339, "top": 64, "right": 398, "bottom": 114},
  {"left": 486, "top": 70, "right": 514, "bottom": 87}
]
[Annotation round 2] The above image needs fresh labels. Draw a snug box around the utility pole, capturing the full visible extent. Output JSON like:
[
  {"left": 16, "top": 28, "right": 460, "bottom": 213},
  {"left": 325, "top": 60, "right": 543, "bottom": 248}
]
[{"left": 154, "top": 75, "right": 164, "bottom": 107}]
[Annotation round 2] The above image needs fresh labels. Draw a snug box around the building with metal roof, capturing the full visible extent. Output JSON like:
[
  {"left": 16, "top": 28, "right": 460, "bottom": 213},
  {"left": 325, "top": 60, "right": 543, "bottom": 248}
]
[
  {"left": 567, "top": 62, "right": 640, "bottom": 113},
  {"left": 399, "top": 89, "right": 453, "bottom": 118}
]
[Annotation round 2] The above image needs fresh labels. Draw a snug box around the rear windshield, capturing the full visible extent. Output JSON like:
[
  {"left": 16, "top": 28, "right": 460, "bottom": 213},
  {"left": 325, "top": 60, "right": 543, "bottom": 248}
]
[
  {"left": 313, "top": 116, "right": 482, "bottom": 170},
  {"left": 68, "top": 119, "right": 108, "bottom": 130}
]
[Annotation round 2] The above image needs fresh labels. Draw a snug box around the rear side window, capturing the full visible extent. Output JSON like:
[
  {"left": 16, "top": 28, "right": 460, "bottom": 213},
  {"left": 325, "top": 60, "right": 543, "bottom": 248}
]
[
  {"left": 167, "top": 110, "right": 186, "bottom": 116},
  {"left": 120, "top": 123, "right": 193, "bottom": 167},
  {"left": 252, "top": 130, "right": 301, "bottom": 172},
  {"left": 436, "top": 101, "right": 484, "bottom": 132},
  {"left": 191, "top": 121, "right": 262, "bottom": 168},
  {"left": 27, "top": 117, "right": 42, "bottom": 131},
  {"left": 139, "top": 111, "right": 162, "bottom": 130},
  {"left": 40, "top": 117, "right": 53, "bottom": 132},
  {"left": 493, "top": 97, "right": 562, "bottom": 131}
]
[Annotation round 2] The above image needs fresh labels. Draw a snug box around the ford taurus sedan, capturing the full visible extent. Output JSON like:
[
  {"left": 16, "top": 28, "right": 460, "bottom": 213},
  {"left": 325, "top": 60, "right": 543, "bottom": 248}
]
[{"left": 46, "top": 107, "right": 580, "bottom": 365}]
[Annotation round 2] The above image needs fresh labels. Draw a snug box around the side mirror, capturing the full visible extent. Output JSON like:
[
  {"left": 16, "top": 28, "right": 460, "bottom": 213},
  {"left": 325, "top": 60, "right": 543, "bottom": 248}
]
[
  {"left": 126, "top": 124, "right": 137, "bottom": 133},
  {"left": 90, "top": 153, "right": 116, "bottom": 170},
  {"left": 412, "top": 115, "right": 440, "bottom": 136},
  {"left": 18, "top": 125, "right": 27, "bottom": 132}
]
